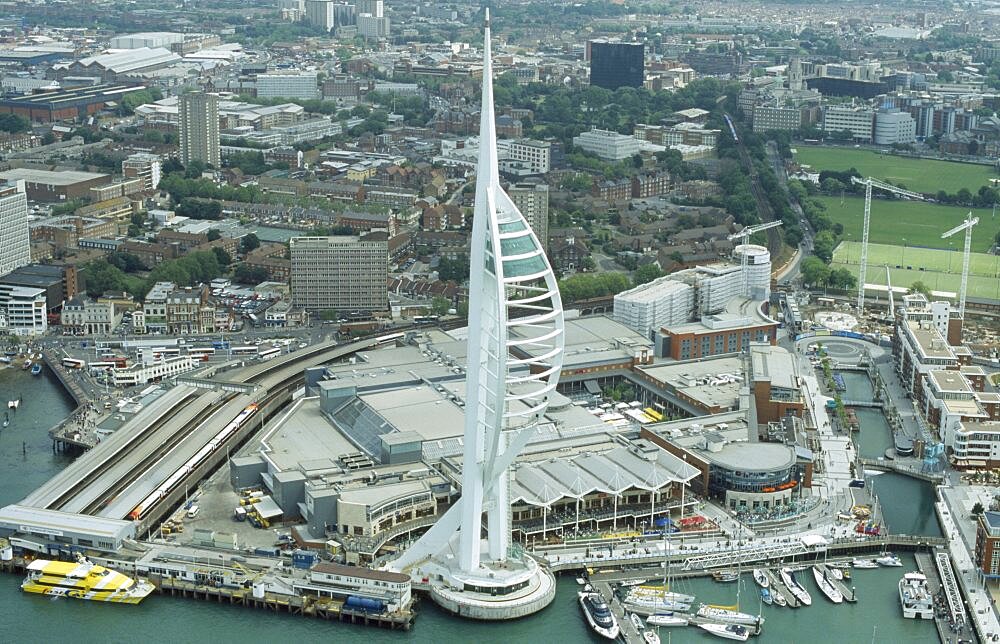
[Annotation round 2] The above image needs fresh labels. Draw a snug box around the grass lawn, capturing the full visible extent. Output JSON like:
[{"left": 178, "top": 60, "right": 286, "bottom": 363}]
[
  {"left": 833, "top": 241, "right": 1000, "bottom": 301},
  {"left": 794, "top": 147, "right": 999, "bottom": 194},
  {"left": 813, "top": 196, "right": 998, "bottom": 251}
]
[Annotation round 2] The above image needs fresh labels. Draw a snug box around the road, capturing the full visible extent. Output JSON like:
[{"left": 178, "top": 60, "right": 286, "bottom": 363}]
[{"left": 767, "top": 140, "right": 814, "bottom": 286}]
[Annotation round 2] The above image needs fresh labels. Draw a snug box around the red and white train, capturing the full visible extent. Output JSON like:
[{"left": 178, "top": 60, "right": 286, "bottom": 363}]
[{"left": 128, "top": 403, "right": 259, "bottom": 521}]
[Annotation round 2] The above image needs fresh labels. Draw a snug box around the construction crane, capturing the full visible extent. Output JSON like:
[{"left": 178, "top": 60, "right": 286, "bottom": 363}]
[
  {"left": 941, "top": 212, "right": 980, "bottom": 318},
  {"left": 727, "top": 220, "right": 783, "bottom": 296},
  {"left": 850, "top": 176, "right": 926, "bottom": 313},
  {"left": 885, "top": 264, "right": 895, "bottom": 319}
]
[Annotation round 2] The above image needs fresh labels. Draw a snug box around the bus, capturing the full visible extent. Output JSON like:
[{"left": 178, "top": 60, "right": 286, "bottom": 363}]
[
  {"left": 212, "top": 341, "right": 230, "bottom": 350},
  {"left": 188, "top": 348, "right": 215, "bottom": 362},
  {"left": 150, "top": 347, "right": 181, "bottom": 358},
  {"left": 258, "top": 346, "right": 281, "bottom": 361},
  {"left": 644, "top": 407, "right": 664, "bottom": 422},
  {"left": 88, "top": 361, "right": 118, "bottom": 373},
  {"left": 231, "top": 346, "right": 258, "bottom": 356},
  {"left": 62, "top": 358, "right": 85, "bottom": 369},
  {"left": 413, "top": 315, "right": 440, "bottom": 325}
]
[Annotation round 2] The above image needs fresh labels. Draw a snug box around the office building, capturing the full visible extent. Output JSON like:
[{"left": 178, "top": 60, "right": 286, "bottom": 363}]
[
  {"left": 507, "top": 181, "right": 549, "bottom": 248},
  {"left": 874, "top": 108, "right": 917, "bottom": 145},
  {"left": 356, "top": 0, "right": 383, "bottom": 16},
  {"left": 0, "top": 181, "right": 29, "bottom": 276},
  {"left": 255, "top": 72, "right": 320, "bottom": 100},
  {"left": 502, "top": 138, "right": 551, "bottom": 175},
  {"left": 121, "top": 153, "right": 162, "bottom": 192},
  {"left": 572, "top": 128, "right": 644, "bottom": 161},
  {"left": 0, "top": 284, "right": 46, "bottom": 336},
  {"left": 823, "top": 106, "right": 875, "bottom": 142},
  {"left": 290, "top": 235, "right": 389, "bottom": 312},
  {"left": 305, "top": 0, "right": 336, "bottom": 31},
  {"left": 179, "top": 92, "right": 220, "bottom": 167},
  {"left": 589, "top": 40, "right": 644, "bottom": 90},
  {"left": 357, "top": 14, "right": 390, "bottom": 39}
]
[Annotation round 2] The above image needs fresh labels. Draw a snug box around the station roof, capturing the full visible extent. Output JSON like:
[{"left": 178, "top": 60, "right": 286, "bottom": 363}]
[{"left": 0, "top": 504, "right": 134, "bottom": 540}]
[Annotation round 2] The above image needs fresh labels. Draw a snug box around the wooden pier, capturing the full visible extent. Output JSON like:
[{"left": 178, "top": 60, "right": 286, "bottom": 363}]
[
  {"left": 763, "top": 568, "right": 800, "bottom": 608},
  {"left": 155, "top": 576, "right": 414, "bottom": 630},
  {"left": 815, "top": 564, "right": 857, "bottom": 602}
]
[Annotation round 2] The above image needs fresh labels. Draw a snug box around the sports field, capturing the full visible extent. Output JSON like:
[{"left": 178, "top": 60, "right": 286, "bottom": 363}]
[
  {"left": 813, "top": 196, "right": 997, "bottom": 251},
  {"left": 794, "top": 147, "right": 999, "bottom": 194},
  {"left": 832, "top": 241, "right": 1000, "bottom": 300}
]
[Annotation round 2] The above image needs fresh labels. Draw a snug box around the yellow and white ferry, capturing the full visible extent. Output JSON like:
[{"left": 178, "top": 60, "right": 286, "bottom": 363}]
[{"left": 21, "top": 556, "right": 155, "bottom": 604}]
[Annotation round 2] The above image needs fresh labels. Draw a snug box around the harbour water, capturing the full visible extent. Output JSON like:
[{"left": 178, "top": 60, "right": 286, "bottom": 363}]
[{"left": 0, "top": 369, "right": 941, "bottom": 642}]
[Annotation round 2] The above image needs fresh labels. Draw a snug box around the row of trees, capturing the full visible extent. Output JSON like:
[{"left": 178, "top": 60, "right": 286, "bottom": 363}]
[{"left": 85, "top": 249, "right": 231, "bottom": 300}]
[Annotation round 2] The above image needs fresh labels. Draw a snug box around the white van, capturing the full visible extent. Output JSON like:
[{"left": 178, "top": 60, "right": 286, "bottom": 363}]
[{"left": 186, "top": 505, "right": 200, "bottom": 519}]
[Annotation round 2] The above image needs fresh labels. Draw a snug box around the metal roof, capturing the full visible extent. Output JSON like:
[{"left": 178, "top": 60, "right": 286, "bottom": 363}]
[
  {"left": 510, "top": 445, "right": 698, "bottom": 508},
  {"left": 0, "top": 504, "right": 134, "bottom": 539}
]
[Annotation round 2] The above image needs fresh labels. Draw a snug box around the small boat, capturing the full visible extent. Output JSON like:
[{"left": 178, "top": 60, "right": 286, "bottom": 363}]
[
  {"left": 646, "top": 613, "right": 689, "bottom": 627},
  {"left": 772, "top": 591, "right": 787, "bottom": 607},
  {"left": 698, "top": 623, "right": 751, "bottom": 641},
  {"left": 578, "top": 591, "right": 620, "bottom": 640},
  {"left": 780, "top": 567, "right": 812, "bottom": 606},
  {"left": 576, "top": 577, "right": 587, "bottom": 585},
  {"left": 0, "top": 356, "right": 11, "bottom": 364},
  {"left": 760, "top": 588, "right": 773, "bottom": 605},
  {"left": 877, "top": 553, "right": 903, "bottom": 567},
  {"left": 853, "top": 559, "right": 879, "bottom": 569},
  {"left": 30, "top": 363, "right": 41, "bottom": 376},
  {"left": 630, "top": 612, "right": 645, "bottom": 633},
  {"left": 812, "top": 566, "right": 844, "bottom": 603},
  {"left": 8, "top": 400, "right": 18, "bottom": 410},
  {"left": 21, "top": 359, "right": 31, "bottom": 370},
  {"left": 827, "top": 566, "right": 843, "bottom": 581},
  {"left": 2, "top": 413, "right": 8, "bottom": 428},
  {"left": 712, "top": 570, "right": 739, "bottom": 583},
  {"left": 643, "top": 630, "right": 660, "bottom": 644},
  {"left": 752, "top": 568, "right": 769, "bottom": 588},
  {"left": 696, "top": 604, "right": 763, "bottom": 626},
  {"left": 621, "top": 578, "right": 648, "bottom": 587}
]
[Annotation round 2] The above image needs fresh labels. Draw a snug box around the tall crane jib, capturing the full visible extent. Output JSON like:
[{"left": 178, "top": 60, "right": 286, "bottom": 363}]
[
  {"left": 849, "top": 176, "right": 926, "bottom": 313},
  {"left": 727, "top": 221, "right": 782, "bottom": 296},
  {"left": 941, "top": 212, "right": 979, "bottom": 319}
]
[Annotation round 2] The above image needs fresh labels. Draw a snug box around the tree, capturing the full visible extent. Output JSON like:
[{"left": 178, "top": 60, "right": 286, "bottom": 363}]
[
  {"left": 430, "top": 296, "right": 451, "bottom": 316},
  {"left": 240, "top": 233, "right": 261, "bottom": 254},
  {"left": 827, "top": 267, "right": 857, "bottom": 290},
  {"left": 211, "top": 246, "right": 231, "bottom": 267},
  {"left": 175, "top": 198, "right": 222, "bottom": 220},
  {"left": 437, "top": 255, "right": 470, "bottom": 282},
  {"left": 909, "top": 281, "right": 931, "bottom": 296},
  {"left": 633, "top": 263, "right": 664, "bottom": 285},
  {"left": 206, "top": 228, "right": 222, "bottom": 241},
  {"left": 973, "top": 501, "right": 985, "bottom": 516},
  {"left": 812, "top": 230, "right": 836, "bottom": 263},
  {"left": 0, "top": 113, "right": 30, "bottom": 133},
  {"left": 801, "top": 256, "right": 831, "bottom": 287},
  {"left": 233, "top": 263, "right": 270, "bottom": 285}
]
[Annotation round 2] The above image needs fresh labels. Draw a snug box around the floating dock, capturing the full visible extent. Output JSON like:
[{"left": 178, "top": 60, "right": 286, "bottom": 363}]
[{"left": 763, "top": 568, "right": 800, "bottom": 608}]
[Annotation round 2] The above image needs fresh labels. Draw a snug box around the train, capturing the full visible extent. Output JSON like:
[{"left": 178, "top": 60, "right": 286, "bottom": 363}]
[
  {"left": 127, "top": 403, "right": 260, "bottom": 521},
  {"left": 724, "top": 114, "right": 739, "bottom": 143}
]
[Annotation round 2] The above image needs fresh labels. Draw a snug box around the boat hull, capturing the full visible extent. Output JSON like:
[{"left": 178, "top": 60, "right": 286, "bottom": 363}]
[{"left": 698, "top": 623, "right": 750, "bottom": 641}]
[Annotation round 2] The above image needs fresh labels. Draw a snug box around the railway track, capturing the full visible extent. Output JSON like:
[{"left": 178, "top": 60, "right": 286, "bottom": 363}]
[
  {"left": 79, "top": 395, "right": 238, "bottom": 516},
  {"left": 44, "top": 390, "right": 202, "bottom": 511},
  {"left": 725, "top": 112, "right": 783, "bottom": 257}
]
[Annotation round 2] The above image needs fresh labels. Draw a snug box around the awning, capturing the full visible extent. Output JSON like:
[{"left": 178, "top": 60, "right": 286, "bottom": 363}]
[
  {"left": 253, "top": 496, "right": 283, "bottom": 520},
  {"left": 584, "top": 380, "right": 601, "bottom": 395}
]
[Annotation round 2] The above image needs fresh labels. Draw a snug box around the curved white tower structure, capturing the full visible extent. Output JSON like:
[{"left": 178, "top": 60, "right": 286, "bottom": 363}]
[
  {"left": 734, "top": 243, "right": 771, "bottom": 301},
  {"left": 389, "top": 10, "right": 564, "bottom": 620}
]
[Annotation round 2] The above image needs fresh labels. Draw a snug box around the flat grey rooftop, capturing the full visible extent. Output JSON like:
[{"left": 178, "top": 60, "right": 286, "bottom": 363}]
[{"left": 263, "top": 398, "right": 356, "bottom": 472}]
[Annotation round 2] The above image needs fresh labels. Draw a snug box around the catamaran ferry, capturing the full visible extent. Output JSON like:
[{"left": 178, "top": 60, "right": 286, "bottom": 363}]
[{"left": 21, "top": 557, "right": 155, "bottom": 604}]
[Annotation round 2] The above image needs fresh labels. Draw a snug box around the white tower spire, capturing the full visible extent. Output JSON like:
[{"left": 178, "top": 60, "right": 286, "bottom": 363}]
[{"left": 391, "top": 9, "right": 565, "bottom": 583}]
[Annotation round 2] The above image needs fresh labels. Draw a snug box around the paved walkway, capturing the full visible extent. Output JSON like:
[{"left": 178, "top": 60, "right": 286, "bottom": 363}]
[{"left": 939, "top": 485, "right": 1000, "bottom": 641}]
